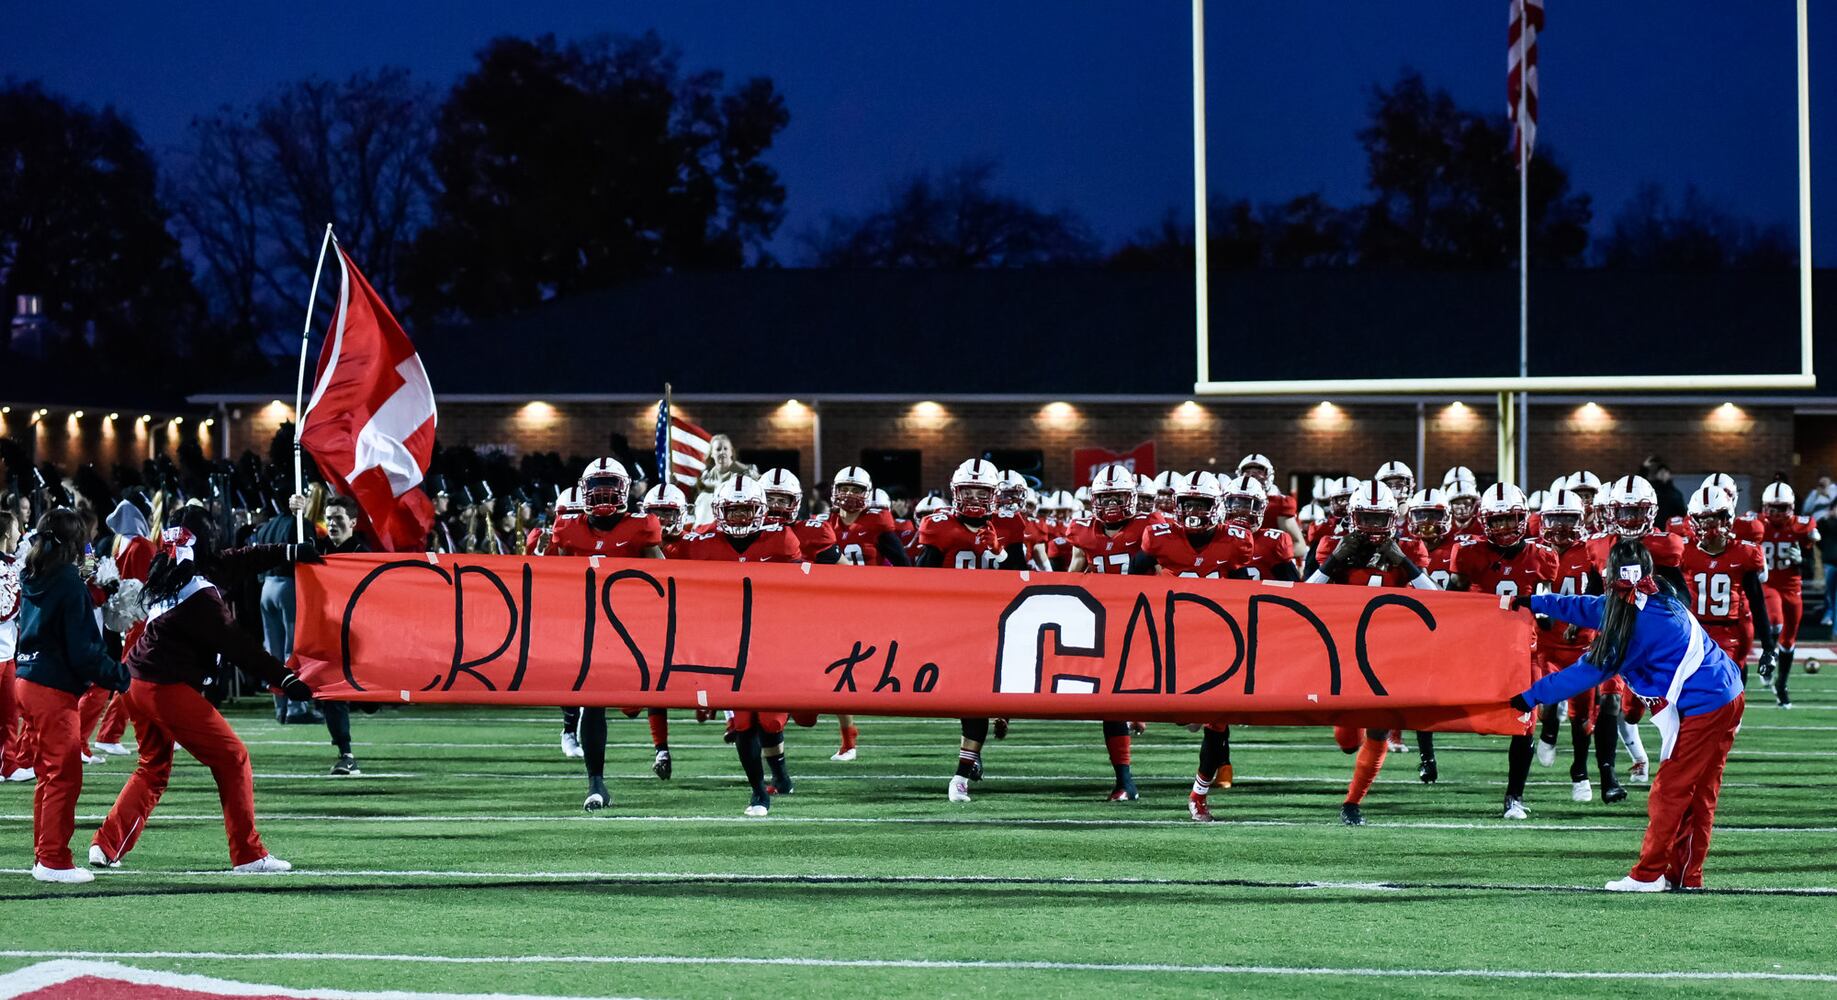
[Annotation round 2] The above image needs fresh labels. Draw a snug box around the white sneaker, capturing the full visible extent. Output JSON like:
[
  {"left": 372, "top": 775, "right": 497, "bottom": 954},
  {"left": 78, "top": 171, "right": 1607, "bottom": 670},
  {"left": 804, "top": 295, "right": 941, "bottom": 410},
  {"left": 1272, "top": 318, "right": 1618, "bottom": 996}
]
[
  {"left": 80, "top": 752, "right": 106, "bottom": 766},
  {"left": 1572, "top": 779, "right": 1593, "bottom": 803},
  {"left": 31, "top": 864, "right": 94, "bottom": 884},
  {"left": 1386, "top": 737, "right": 1408, "bottom": 753},
  {"left": 3, "top": 768, "right": 32, "bottom": 782},
  {"left": 743, "top": 804, "right": 770, "bottom": 817},
  {"left": 830, "top": 747, "right": 857, "bottom": 762},
  {"left": 87, "top": 845, "right": 120, "bottom": 869},
  {"left": 1628, "top": 760, "right": 1650, "bottom": 784},
  {"left": 94, "top": 742, "right": 131, "bottom": 756},
  {"left": 1604, "top": 874, "right": 1670, "bottom": 892},
  {"left": 560, "top": 731, "right": 583, "bottom": 758},
  {"left": 232, "top": 855, "right": 293, "bottom": 874},
  {"left": 1502, "top": 797, "right": 1529, "bottom": 820},
  {"left": 948, "top": 775, "right": 972, "bottom": 802},
  {"left": 1534, "top": 739, "right": 1556, "bottom": 767}
]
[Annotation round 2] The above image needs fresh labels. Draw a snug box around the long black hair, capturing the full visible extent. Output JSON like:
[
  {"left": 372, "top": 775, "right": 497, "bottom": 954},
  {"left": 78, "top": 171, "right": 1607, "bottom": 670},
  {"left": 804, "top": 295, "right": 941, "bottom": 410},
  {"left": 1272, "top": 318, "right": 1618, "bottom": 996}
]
[
  {"left": 23, "top": 508, "right": 85, "bottom": 581},
  {"left": 1587, "top": 539, "right": 1679, "bottom": 674},
  {"left": 143, "top": 505, "right": 220, "bottom": 605}
]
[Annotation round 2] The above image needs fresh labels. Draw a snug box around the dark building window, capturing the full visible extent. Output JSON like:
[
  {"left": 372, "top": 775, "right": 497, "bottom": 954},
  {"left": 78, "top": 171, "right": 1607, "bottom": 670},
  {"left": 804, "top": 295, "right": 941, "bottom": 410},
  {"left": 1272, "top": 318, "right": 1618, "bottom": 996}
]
[
  {"left": 981, "top": 448, "right": 1046, "bottom": 489},
  {"left": 859, "top": 448, "right": 921, "bottom": 500}
]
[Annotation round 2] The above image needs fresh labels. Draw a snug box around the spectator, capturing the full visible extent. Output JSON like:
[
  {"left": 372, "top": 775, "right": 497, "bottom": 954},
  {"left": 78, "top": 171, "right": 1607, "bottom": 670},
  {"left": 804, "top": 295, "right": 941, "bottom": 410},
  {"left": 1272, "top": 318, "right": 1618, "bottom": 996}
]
[
  {"left": 317, "top": 495, "right": 365, "bottom": 776},
  {"left": 1820, "top": 504, "right": 1837, "bottom": 627},
  {"left": 0, "top": 512, "right": 24, "bottom": 781},
  {"left": 1642, "top": 457, "right": 1687, "bottom": 526},
  {"left": 16, "top": 509, "right": 129, "bottom": 884},
  {"left": 255, "top": 484, "right": 325, "bottom": 725},
  {"left": 1802, "top": 474, "right": 1837, "bottom": 520}
]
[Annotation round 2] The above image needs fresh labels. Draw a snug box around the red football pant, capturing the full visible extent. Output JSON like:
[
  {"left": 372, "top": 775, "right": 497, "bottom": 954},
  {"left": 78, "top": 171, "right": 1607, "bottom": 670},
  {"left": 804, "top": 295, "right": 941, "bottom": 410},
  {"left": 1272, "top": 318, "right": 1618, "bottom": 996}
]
[
  {"left": 1766, "top": 582, "right": 1802, "bottom": 649},
  {"left": 1630, "top": 695, "right": 1743, "bottom": 888},
  {"left": 1761, "top": 584, "right": 1788, "bottom": 644},
  {"left": 1703, "top": 622, "right": 1753, "bottom": 666},
  {"left": 19, "top": 681, "right": 83, "bottom": 869},
  {"left": 1344, "top": 734, "right": 1388, "bottom": 805},
  {"left": 97, "top": 693, "right": 130, "bottom": 743},
  {"left": 1537, "top": 647, "right": 1596, "bottom": 729},
  {"left": 93, "top": 679, "right": 268, "bottom": 867},
  {"left": 76, "top": 685, "right": 109, "bottom": 752},
  {"left": 725, "top": 711, "right": 788, "bottom": 734}
]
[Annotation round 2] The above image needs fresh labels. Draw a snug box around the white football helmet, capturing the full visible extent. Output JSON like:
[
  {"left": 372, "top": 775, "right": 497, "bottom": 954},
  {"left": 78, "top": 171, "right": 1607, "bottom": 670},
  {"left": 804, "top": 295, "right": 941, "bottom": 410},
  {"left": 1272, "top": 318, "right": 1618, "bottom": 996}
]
[
  {"left": 914, "top": 492, "right": 947, "bottom": 518},
  {"left": 641, "top": 483, "right": 689, "bottom": 536},
  {"left": 1089, "top": 464, "right": 1138, "bottom": 526},
  {"left": 1375, "top": 461, "right": 1415, "bottom": 499},
  {"left": 556, "top": 487, "right": 586, "bottom": 517},
  {"left": 869, "top": 488, "right": 891, "bottom": 512},
  {"left": 1442, "top": 466, "right": 1475, "bottom": 487},
  {"left": 1688, "top": 484, "right": 1737, "bottom": 541},
  {"left": 1525, "top": 490, "right": 1547, "bottom": 512},
  {"left": 1479, "top": 483, "right": 1529, "bottom": 547},
  {"left": 1760, "top": 482, "right": 1796, "bottom": 523},
  {"left": 1151, "top": 470, "right": 1181, "bottom": 514},
  {"left": 1174, "top": 471, "right": 1222, "bottom": 531},
  {"left": 831, "top": 466, "right": 873, "bottom": 513},
  {"left": 1347, "top": 480, "right": 1399, "bottom": 543},
  {"left": 997, "top": 470, "right": 1028, "bottom": 515},
  {"left": 1539, "top": 488, "right": 1587, "bottom": 545},
  {"left": 759, "top": 468, "right": 802, "bottom": 523},
  {"left": 1221, "top": 474, "right": 1268, "bottom": 528},
  {"left": 1564, "top": 471, "right": 1603, "bottom": 507},
  {"left": 713, "top": 477, "right": 767, "bottom": 536},
  {"left": 1406, "top": 488, "right": 1450, "bottom": 543},
  {"left": 1445, "top": 474, "right": 1481, "bottom": 522},
  {"left": 951, "top": 459, "right": 1002, "bottom": 519},
  {"left": 1298, "top": 501, "right": 1324, "bottom": 526},
  {"left": 1237, "top": 454, "right": 1275, "bottom": 487},
  {"left": 1699, "top": 473, "right": 1737, "bottom": 498},
  {"left": 1605, "top": 475, "right": 1658, "bottom": 538},
  {"left": 579, "top": 458, "right": 630, "bottom": 518}
]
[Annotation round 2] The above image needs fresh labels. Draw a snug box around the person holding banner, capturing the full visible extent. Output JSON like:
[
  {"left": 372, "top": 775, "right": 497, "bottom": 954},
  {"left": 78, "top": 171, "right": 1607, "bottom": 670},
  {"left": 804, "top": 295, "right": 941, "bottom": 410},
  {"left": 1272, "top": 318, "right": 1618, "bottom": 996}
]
[
  {"left": 678, "top": 477, "right": 804, "bottom": 816},
  {"left": 1305, "top": 481, "right": 1437, "bottom": 826},
  {"left": 1511, "top": 539, "right": 1746, "bottom": 892},
  {"left": 549, "top": 459, "right": 666, "bottom": 810}
]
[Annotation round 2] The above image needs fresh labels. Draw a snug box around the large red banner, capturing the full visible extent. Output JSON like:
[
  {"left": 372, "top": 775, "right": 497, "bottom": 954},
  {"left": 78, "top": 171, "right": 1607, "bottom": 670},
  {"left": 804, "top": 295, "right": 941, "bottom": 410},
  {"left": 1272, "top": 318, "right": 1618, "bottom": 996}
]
[{"left": 291, "top": 554, "right": 1536, "bottom": 734}]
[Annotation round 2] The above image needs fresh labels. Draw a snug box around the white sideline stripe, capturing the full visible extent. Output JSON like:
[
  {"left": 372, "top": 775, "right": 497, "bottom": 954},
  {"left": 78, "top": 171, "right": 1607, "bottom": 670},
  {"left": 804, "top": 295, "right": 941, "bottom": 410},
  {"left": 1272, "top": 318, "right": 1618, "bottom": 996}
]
[
  {"left": 437, "top": 771, "right": 1818, "bottom": 791},
  {"left": 0, "top": 959, "right": 638, "bottom": 1000},
  {"left": 0, "top": 812, "right": 1830, "bottom": 834},
  {"left": 0, "top": 951, "right": 1830, "bottom": 983},
  {"left": 6, "top": 868, "right": 1831, "bottom": 895}
]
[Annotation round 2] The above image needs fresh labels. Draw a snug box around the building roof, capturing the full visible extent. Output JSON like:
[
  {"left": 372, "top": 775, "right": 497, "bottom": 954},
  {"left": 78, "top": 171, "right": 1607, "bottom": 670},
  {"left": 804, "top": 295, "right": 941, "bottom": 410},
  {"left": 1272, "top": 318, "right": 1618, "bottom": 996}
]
[{"left": 189, "top": 267, "right": 1832, "bottom": 403}]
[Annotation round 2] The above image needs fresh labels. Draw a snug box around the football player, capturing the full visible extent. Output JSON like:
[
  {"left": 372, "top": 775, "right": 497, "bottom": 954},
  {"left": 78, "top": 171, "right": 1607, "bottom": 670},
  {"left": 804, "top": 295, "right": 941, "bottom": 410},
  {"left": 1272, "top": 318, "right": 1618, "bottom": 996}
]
[
  {"left": 1221, "top": 476, "right": 1301, "bottom": 583},
  {"left": 818, "top": 467, "right": 913, "bottom": 762},
  {"left": 1564, "top": 470, "right": 1605, "bottom": 534},
  {"left": 1444, "top": 473, "right": 1483, "bottom": 542},
  {"left": 1530, "top": 489, "right": 1628, "bottom": 788},
  {"left": 995, "top": 470, "right": 1050, "bottom": 569},
  {"left": 760, "top": 469, "right": 840, "bottom": 564},
  {"left": 1039, "top": 490, "right": 1078, "bottom": 570},
  {"left": 918, "top": 460, "right": 1028, "bottom": 803},
  {"left": 1305, "top": 481, "right": 1435, "bottom": 826},
  {"left": 548, "top": 459, "right": 667, "bottom": 811},
  {"left": 1134, "top": 474, "right": 1161, "bottom": 523},
  {"left": 1149, "top": 471, "right": 1181, "bottom": 517},
  {"left": 1680, "top": 486, "right": 1774, "bottom": 689},
  {"left": 1588, "top": 476, "right": 1687, "bottom": 591},
  {"left": 1375, "top": 461, "right": 1415, "bottom": 503},
  {"left": 1667, "top": 474, "right": 1738, "bottom": 541},
  {"left": 1447, "top": 485, "right": 1566, "bottom": 816},
  {"left": 1402, "top": 487, "right": 1458, "bottom": 778},
  {"left": 641, "top": 483, "right": 692, "bottom": 558},
  {"left": 677, "top": 477, "right": 804, "bottom": 816},
  {"left": 1237, "top": 453, "right": 1303, "bottom": 545},
  {"left": 1301, "top": 477, "right": 1357, "bottom": 577},
  {"left": 1750, "top": 482, "right": 1817, "bottom": 707}
]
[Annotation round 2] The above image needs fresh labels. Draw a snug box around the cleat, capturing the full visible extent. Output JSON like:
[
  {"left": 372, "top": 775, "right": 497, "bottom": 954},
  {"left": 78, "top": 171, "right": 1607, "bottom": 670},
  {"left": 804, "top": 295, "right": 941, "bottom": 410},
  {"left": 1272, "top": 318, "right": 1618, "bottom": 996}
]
[
  {"left": 948, "top": 775, "right": 972, "bottom": 802},
  {"left": 1215, "top": 764, "right": 1233, "bottom": 789},
  {"left": 5, "top": 767, "right": 34, "bottom": 782},
  {"left": 652, "top": 749, "right": 672, "bottom": 781},
  {"left": 766, "top": 782, "right": 794, "bottom": 796},
  {"left": 1502, "top": 796, "right": 1529, "bottom": 820},
  {"left": 231, "top": 854, "right": 293, "bottom": 874},
  {"left": 1601, "top": 780, "right": 1627, "bottom": 805},
  {"left": 1572, "top": 779, "right": 1593, "bottom": 803},
  {"left": 1339, "top": 802, "right": 1365, "bottom": 826},
  {"left": 992, "top": 718, "right": 1009, "bottom": 740},
  {"left": 80, "top": 752, "right": 105, "bottom": 765},
  {"left": 1534, "top": 739, "right": 1557, "bottom": 767},
  {"left": 94, "top": 742, "right": 130, "bottom": 756},
  {"left": 1628, "top": 760, "right": 1649, "bottom": 784},
  {"left": 1604, "top": 874, "right": 1670, "bottom": 892},
  {"left": 1418, "top": 755, "right": 1438, "bottom": 784},
  {"left": 32, "top": 864, "right": 94, "bottom": 884},
  {"left": 87, "top": 844, "right": 120, "bottom": 869},
  {"left": 1774, "top": 677, "right": 1792, "bottom": 709},
  {"left": 561, "top": 731, "right": 582, "bottom": 758},
  {"left": 1386, "top": 736, "right": 1408, "bottom": 753},
  {"left": 967, "top": 758, "right": 983, "bottom": 782},
  {"left": 330, "top": 754, "right": 361, "bottom": 776},
  {"left": 830, "top": 747, "right": 858, "bottom": 762},
  {"left": 583, "top": 778, "right": 610, "bottom": 813},
  {"left": 1758, "top": 659, "right": 1775, "bottom": 685},
  {"left": 1106, "top": 786, "right": 1139, "bottom": 802},
  {"left": 743, "top": 793, "right": 770, "bottom": 818},
  {"left": 694, "top": 708, "right": 717, "bottom": 723},
  {"left": 1188, "top": 794, "right": 1215, "bottom": 822},
  {"left": 1129, "top": 721, "right": 1147, "bottom": 735}
]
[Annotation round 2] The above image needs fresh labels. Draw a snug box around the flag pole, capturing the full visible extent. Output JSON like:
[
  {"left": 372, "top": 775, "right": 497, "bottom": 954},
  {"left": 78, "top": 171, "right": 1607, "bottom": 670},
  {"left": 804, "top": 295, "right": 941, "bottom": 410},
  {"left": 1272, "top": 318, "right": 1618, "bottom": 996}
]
[
  {"left": 1513, "top": 0, "right": 1531, "bottom": 488},
  {"left": 293, "top": 224, "right": 335, "bottom": 537},
  {"left": 660, "top": 382, "right": 674, "bottom": 485}
]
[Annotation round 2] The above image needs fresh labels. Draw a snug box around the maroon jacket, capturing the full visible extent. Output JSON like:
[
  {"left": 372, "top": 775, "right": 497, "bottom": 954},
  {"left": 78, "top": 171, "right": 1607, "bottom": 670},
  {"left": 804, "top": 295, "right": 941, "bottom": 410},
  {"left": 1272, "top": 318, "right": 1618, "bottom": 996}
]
[{"left": 126, "top": 546, "right": 292, "bottom": 691}]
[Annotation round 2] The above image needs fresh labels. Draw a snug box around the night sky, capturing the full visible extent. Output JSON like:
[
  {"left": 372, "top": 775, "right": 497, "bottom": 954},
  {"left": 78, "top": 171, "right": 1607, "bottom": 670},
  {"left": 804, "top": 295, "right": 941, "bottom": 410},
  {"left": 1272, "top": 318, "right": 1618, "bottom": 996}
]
[{"left": 8, "top": 1, "right": 1834, "bottom": 262}]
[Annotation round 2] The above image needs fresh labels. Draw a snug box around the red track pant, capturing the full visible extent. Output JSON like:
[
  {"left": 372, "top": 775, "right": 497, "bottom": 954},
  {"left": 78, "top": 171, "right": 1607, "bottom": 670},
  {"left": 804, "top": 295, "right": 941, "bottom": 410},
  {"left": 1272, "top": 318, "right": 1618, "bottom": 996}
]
[
  {"left": 75, "top": 685, "right": 109, "bottom": 753},
  {"left": 93, "top": 679, "right": 268, "bottom": 867},
  {"left": 19, "top": 680, "right": 82, "bottom": 869},
  {"left": 97, "top": 692, "right": 130, "bottom": 744},
  {"left": 0, "top": 661, "right": 20, "bottom": 772},
  {"left": 1630, "top": 694, "right": 1744, "bottom": 888}
]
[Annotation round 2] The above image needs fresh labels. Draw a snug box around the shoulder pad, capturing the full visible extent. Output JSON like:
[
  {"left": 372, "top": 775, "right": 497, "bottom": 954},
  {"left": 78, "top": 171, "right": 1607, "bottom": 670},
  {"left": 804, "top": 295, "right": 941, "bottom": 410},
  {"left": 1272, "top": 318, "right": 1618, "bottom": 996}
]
[{"left": 926, "top": 512, "right": 952, "bottom": 524}]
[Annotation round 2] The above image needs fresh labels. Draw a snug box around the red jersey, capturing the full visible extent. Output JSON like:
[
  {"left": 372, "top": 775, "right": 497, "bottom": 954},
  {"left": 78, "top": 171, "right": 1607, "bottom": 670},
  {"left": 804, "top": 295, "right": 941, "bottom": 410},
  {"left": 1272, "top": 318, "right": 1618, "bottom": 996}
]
[
  {"left": 992, "top": 512, "right": 1045, "bottom": 554},
  {"left": 549, "top": 513, "right": 664, "bottom": 557},
  {"left": 1242, "top": 526, "right": 1297, "bottom": 580},
  {"left": 825, "top": 509, "right": 900, "bottom": 566},
  {"left": 1586, "top": 530, "right": 1684, "bottom": 573},
  {"left": 1421, "top": 538, "right": 1460, "bottom": 590},
  {"left": 782, "top": 517, "right": 837, "bottom": 560},
  {"left": 1065, "top": 516, "right": 1154, "bottom": 574},
  {"left": 675, "top": 523, "right": 803, "bottom": 563},
  {"left": 1678, "top": 540, "right": 1766, "bottom": 625},
  {"left": 1305, "top": 516, "right": 1341, "bottom": 550},
  {"left": 1665, "top": 515, "right": 1696, "bottom": 542},
  {"left": 1448, "top": 517, "right": 1484, "bottom": 544},
  {"left": 1452, "top": 537, "right": 1558, "bottom": 600},
  {"left": 1310, "top": 537, "right": 1430, "bottom": 587},
  {"left": 1259, "top": 490, "right": 1297, "bottom": 530},
  {"left": 1141, "top": 522, "right": 1253, "bottom": 578},
  {"left": 1543, "top": 541, "right": 1599, "bottom": 651},
  {"left": 1751, "top": 514, "right": 1817, "bottom": 590},
  {"left": 916, "top": 513, "right": 1006, "bottom": 569}
]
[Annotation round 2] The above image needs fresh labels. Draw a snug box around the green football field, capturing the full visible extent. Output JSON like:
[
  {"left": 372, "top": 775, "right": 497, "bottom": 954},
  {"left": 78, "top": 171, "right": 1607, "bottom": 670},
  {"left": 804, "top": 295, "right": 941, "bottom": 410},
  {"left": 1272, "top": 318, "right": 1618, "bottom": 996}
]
[{"left": 1, "top": 671, "right": 1833, "bottom": 999}]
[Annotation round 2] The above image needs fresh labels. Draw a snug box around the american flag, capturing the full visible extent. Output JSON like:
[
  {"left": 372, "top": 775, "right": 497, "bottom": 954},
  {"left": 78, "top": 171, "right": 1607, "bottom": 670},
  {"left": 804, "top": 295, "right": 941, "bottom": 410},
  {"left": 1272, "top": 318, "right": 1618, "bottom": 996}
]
[
  {"left": 655, "top": 396, "right": 714, "bottom": 488},
  {"left": 1508, "top": 0, "right": 1544, "bottom": 163}
]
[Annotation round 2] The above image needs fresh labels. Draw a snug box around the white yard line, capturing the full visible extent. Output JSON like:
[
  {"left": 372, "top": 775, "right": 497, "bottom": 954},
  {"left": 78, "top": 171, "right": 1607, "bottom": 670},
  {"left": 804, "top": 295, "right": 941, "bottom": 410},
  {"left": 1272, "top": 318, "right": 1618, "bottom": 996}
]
[{"left": 0, "top": 950, "right": 1829, "bottom": 983}]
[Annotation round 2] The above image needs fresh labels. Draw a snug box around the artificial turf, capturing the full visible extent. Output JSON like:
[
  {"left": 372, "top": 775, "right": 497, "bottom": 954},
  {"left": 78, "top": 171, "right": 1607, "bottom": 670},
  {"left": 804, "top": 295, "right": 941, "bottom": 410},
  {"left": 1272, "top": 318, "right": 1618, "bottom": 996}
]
[{"left": 0, "top": 670, "right": 1832, "bottom": 998}]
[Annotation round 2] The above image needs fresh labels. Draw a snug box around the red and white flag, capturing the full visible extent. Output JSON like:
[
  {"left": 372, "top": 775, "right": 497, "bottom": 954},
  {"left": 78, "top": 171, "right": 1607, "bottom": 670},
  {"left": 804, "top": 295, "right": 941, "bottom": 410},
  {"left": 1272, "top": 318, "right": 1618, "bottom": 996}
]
[
  {"left": 299, "top": 246, "right": 437, "bottom": 551},
  {"left": 1508, "top": 0, "right": 1543, "bottom": 163},
  {"left": 656, "top": 396, "right": 714, "bottom": 488}
]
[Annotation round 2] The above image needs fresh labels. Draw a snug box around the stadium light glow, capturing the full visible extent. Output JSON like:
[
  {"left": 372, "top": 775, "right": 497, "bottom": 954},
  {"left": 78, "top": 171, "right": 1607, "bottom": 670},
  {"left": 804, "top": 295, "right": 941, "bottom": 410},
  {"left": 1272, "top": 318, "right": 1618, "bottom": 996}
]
[
  {"left": 1171, "top": 400, "right": 1209, "bottom": 429},
  {"left": 71, "top": 410, "right": 84, "bottom": 419},
  {"left": 908, "top": 401, "right": 950, "bottom": 432},
  {"left": 1573, "top": 403, "right": 1612, "bottom": 432},
  {"left": 1306, "top": 401, "right": 1347, "bottom": 431},
  {"left": 1038, "top": 401, "right": 1081, "bottom": 430},
  {"left": 107, "top": 412, "right": 119, "bottom": 422},
  {"left": 1707, "top": 402, "right": 1749, "bottom": 433},
  {"left": 518, "top": 401, "right": 557, "bottom": 428}
]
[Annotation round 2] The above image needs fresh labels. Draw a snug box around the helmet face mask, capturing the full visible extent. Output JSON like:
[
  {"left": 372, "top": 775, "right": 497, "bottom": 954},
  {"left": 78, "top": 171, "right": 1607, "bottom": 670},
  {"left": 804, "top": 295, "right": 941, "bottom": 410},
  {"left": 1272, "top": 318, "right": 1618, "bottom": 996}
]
[
  {"left": 1449, "top": 496, "right": 1477, "bottom": 521},
  {"left": 1763, "top": 501, "right": 1793, "bottom": 526},
  {"left": 582, "top": 473, "right": 629, "bottom": 518},
  {"left": 1352, "top": 509, "right": 1394, "bottom": 543},
  {"left": 954, "top": 484, "right": 995, "bottom": 519},
  {"left": 832, "top": 483, "right": 869, "bottom": 513},
  {"left": 1380, "top": 475, "right": 1413, "bottom": 498},
  {"left": 1156, "top": 490, "right": 1178, "bottom": 514},
  {"left": 1409, "top": 506, "right": 1449, "bottom": 543},
  {"left": 1177, "top": 496, "right": 1217, "bottom": 531},
  {"left": 1693, "top": 511, "right": 1731, "bottom": 542},
  {"left": 648, "top": 504, "right": 684, "bottom": 535},
  {"left": 1611, "top": 502, "right": 1654, "bottom": 538},
  {"left": 1541, "top": 511, "right": 1582, "bottom": 544},
  {"left": 718, "top": 500, "right": 764, "bottom": 536},
  {"left": 1221, "top": 494, "right": 1261, "bottom": 527},
  {"left": 763, "top": 490, "right": 799, "bottom": 523},
  {"left": 1092, "top": 490, "right": 1135, "bottom": 525},
  {"left": 1484, "top": 511, "right": 1527, "bottom": 547}
]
